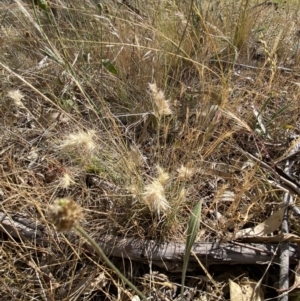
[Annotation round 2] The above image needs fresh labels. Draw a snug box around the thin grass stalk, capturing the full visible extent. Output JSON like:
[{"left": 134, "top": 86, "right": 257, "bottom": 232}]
[
  {"left": 74, "top": 224, "right": 148, "bottom": 301},
  {"left": 175, "top": 0, "right": 194, "bottom": 56},
  {"left": 233, "top": 0, "right": 251, "bottom": 50},
  {"left": 166, "top": 0, "right": 195, "bottom": 88}
]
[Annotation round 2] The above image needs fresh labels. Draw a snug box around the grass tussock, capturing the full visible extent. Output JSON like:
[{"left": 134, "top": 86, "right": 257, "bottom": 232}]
[{"left": 0, "top": 0, "right": 300, "bottom": 300}]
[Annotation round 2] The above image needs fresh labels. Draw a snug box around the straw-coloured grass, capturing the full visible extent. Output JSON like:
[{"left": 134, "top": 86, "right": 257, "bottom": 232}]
[{"left": 0, "top": 0, "right": 300, "bottom": 300}]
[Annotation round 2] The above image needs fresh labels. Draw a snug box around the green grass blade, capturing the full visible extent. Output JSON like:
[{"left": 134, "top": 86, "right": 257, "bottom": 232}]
[
  {"left": 101, "top": 59, "right": 118, "bottom": 74},
  {"left": 181, "top": 201, "right": 202, "bottom": 298},
  {"left": 266, "top": 104, "right": 290, "bottom": 128},
  {"left": 257, "top": 96, "right": 272, "bottom": 119}
]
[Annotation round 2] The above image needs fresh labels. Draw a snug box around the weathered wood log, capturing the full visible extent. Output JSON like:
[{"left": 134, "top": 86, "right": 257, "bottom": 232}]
[
  {"left": 93, "top": 235, "right": 300, "bottom": 272},
  {"left": 0, "top": 212, "right": 44, "bottom": 244},
  {"left": 0, "top": 212, "right": 299, "bottom": 272}
]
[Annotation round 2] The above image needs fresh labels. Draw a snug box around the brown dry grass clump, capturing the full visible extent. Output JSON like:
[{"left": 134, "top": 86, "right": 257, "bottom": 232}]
[{"left": 0, "top": 0, "right": 300, "bottom": 300}]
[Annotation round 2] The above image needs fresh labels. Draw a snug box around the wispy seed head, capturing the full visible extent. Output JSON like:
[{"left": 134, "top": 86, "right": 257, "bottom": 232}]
[
  {"left": 175, "top": 12, "right": 187, "bottom": 26},
  {"left": 58, "top": 173, "right": 75, "bottom": 189},
  {"left": 143, "top": 179, "right": 170, "bottom": 216},
  {"left": 148, "top": 83, "right": 172, "bottom": 117},
  {"left": 128, "top": 145, "right": 145, "bottom": 168},
  {"left": 8, "top": 90, "right": 25, "bottom": 108},
  {"left": 127, "top": 183, "right": 140, "bottom": 199},
  {"left": 156, "top": 165, "right": 169, "bottom": 185},
  {"left": 58, "top": 130, "right": 96, "bottom": 153},
  {"left": 177, "top": 165, "right": 194, "bottom": 181}
]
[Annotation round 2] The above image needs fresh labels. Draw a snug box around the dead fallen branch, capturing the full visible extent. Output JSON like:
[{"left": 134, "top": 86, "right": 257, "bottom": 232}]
[
  {"left": 0, "top": 212, "right": 44, "bottom": 244},
  {"left": 0, "top": 212, "right": 299, "bottom": 272},
  {"left": 93, "top": 235, "right": 299, "bottom": 272}
]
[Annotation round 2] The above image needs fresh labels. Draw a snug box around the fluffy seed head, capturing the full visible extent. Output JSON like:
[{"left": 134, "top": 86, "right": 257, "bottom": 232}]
[
  {"left": 175, "top": 12, "right": 187, "bottom": 26},
  {"left": 127, "top": 183, "right": 140, "bottom": 199},
  {"left": 177, "top": 165, "right": 194, "bottom": 181},
  {"left": 58, "top": 130, "right": 96, "bottom": 153},
  {"left": 143, "top": 179, "right": 170, "bottom": 216},
  {"left": 48, "top": 198, "right": 83, "bottom": 232},
  {"left": 58, "top": 173, "right": 75, "bottom": 189},
  {"left": 156, "top": 165, "right": 169, "bottom": 185},
  {"left": 8, "top": 90, "right": 25, "bottom": 108},
  {"left": 128, "top": 145, "right": 145, "bottom": 168},
  {"left": 149, "top": 83, "right": 172, "bottom": 117}
]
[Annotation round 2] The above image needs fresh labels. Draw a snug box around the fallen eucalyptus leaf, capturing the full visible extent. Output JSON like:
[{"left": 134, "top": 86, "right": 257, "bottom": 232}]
[
  {"left": 230, "top": 279, "right": 264, "bottom": 301},
  {"left": 236, "top": 207, "right": 285, "bottom": 238}
]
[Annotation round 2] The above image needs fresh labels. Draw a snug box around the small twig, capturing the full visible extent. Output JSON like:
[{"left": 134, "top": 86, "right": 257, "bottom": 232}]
[
  {"left": 279, "top": 161, "right": 292, "bottom": 301},
  {"left": 192, "top": 250, "right": 224, "bottom": 297},
  {"left": 209, "top": 59, "right": 294, "bottom": 72},
  {"left": 275, "top": 138, "right": 300, "bottom": 164},
  {"left": 250, "top": 1, "right": 280, "bottom": 10},
  {"left": 120, "top": 0, "right": 147, "bottom": 19},
  {"left": 290, "top": 203, "right": 300, "bottom": 216},
  {"left": 276, "top": 262, "right": 300, "bottom": 296},
  {"left": 240, "top": 149, "right": 300, "bottom": 196},
  {"left": 275, "top": 151, "right": 300, "bottom": 164},
  {"left": 231, "top": 241, "right": 277, "bottom": 256},
  {"left": 252, "top": 244, "right": 280, "bottom": 301}
]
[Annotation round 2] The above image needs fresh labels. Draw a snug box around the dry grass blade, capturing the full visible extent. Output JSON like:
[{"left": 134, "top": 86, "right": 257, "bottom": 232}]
[{"left": 1, "top": 0, "right": 300, "bottom": 299}]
